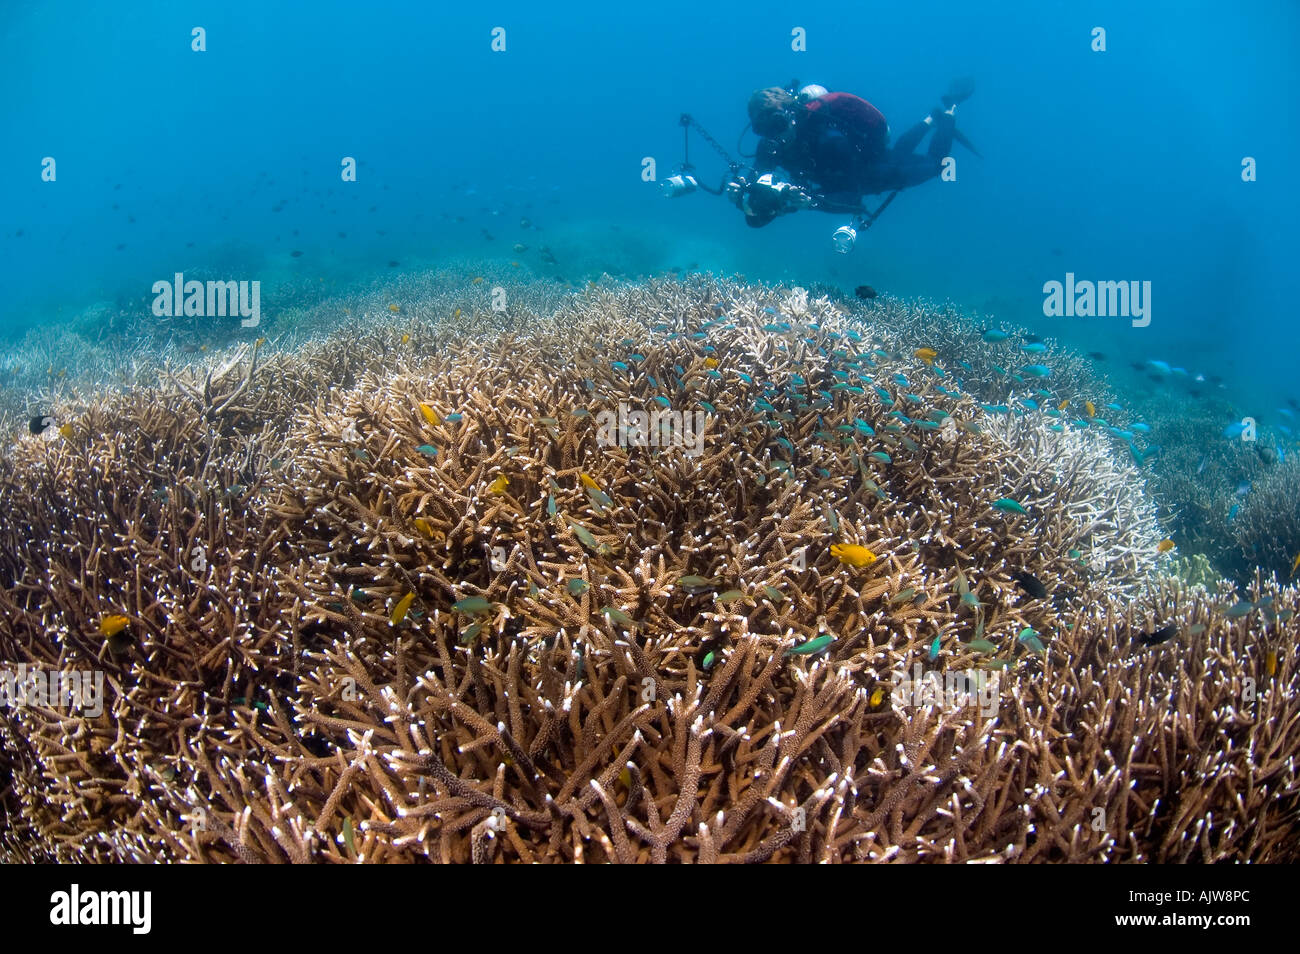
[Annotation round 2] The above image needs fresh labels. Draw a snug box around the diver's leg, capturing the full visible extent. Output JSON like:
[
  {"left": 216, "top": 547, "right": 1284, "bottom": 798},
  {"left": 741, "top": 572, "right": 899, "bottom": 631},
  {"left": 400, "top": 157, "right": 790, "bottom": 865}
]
[
  {"left": 928, "top": 106, "right": 956, "bottom": 159},
  {"left": 891, "top": 118, "right": 931, "bottom": 156},
  {"left": 888, "top": 154, "right": 944, "bottom": 190}
]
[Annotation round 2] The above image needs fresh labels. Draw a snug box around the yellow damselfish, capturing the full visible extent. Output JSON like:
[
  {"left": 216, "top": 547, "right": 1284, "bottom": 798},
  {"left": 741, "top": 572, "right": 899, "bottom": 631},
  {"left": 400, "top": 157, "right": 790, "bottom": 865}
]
[
  {"left": 1266, "top": 650, "right": 1278, "bottom": 677},
  {"left": 414, "top": 517, "right": 434, "bottom": 536},
  {"left": 914, "top": 347, "right": 937, "bottom": 366},
  {"left": 830, "top": 543, "right": 877, "bottom": 568},
  {"left": 1085, "top": 401, "right": 1096, "bottom": 418},
  {"left": 390, "top": 592, "right": 415, "bottom": 625},
  {"left": 579, "top": 473, "right": 600, "bottom": 491},
  {"left": 1291, "top": 553, "right": 1300, "bottom": 577},
  {"left": 488, "top": 475, "right": 509, "bottom": 494},
  {"left": 1157, "top": 539, "right": 1176, "bottom": 553},
  {"left": 98, "top": 614, "right": 130, "bottom": 637},
  {"left": 869, "top": 687, "right": 884, "bottom": 707},
  {"left": 418, "top": 403, "right": 439, "bottom": 426},
  {"left": 388, "top": 304, "right": 401, "bottom": 313},
  {"left": 704, "top": 357, "right": 718, "bottom": 369}
]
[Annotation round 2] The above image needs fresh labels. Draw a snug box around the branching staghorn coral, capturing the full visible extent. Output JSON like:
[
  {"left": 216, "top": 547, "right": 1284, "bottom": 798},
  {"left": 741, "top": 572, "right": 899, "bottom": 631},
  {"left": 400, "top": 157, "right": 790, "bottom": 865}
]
[{"left": 1, "top": 277, "right": 1296, "bottom": 863}]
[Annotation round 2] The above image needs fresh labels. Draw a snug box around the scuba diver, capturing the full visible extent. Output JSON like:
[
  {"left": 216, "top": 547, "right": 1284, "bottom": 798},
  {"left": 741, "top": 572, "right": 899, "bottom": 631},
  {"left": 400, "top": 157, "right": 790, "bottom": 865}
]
[{"left": 665, "top": 79, "right": 977, "bottom": 251}]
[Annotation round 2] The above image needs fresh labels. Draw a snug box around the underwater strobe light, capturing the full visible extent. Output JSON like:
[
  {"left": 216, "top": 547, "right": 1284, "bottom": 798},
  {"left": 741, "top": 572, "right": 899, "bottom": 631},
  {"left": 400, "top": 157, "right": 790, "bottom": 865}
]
[
  {"left": 661, "top": 173, "right": 698, "bottom": 198},
  {"left": 831, "top": 222, "right": 858, "bottom": 253}
]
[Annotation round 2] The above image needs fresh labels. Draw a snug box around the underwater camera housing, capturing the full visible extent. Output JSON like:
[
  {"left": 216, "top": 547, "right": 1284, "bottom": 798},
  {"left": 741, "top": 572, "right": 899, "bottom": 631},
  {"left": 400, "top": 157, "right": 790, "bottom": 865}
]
[{"left": 661, "top": 173, "right": 698, "bottom": 198}]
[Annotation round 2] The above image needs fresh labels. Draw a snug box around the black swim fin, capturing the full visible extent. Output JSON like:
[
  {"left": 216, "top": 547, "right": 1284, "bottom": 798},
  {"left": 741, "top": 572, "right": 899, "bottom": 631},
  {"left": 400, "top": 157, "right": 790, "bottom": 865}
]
[
  {"left": 952, "top": 126, "right": 983, "bottom": 158},
  {"left": 942, "top": 77, "right": 976, "bottom": 109}
]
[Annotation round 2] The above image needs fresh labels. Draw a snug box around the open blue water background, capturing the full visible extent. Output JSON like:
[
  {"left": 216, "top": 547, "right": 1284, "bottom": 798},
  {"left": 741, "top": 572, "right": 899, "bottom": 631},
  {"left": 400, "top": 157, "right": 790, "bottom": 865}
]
[{"left": 2, "top": 1, "right": 1296, "bottom": 412}]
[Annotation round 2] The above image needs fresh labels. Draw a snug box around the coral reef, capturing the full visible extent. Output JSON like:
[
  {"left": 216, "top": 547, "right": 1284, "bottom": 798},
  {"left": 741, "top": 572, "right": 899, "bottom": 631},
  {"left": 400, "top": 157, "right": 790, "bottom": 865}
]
[
  {"left": 1, "top": 277, "right": 1297, "bottom": 863},
  {"left": 1230, "top": 456, "right": 1300, "bottom": 580}
]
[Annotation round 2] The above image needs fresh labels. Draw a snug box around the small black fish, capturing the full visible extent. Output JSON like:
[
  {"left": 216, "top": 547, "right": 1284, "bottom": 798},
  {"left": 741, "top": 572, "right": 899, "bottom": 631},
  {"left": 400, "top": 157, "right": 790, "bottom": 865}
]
[
  {"left": 854, "top": 285, "right": 877, "bottom": 300},
  {"left": 106, "top": 630, "right": 134, "bottom": 657},
  {"left": 1012, "top": 571, "right": 1049, "bottom": 600},
  {"left": 1086, "top": 351, "right": 1107, "bottom": 361},
  {"left": 1137, "top": 623, "right": 1177, "bottom": 647},
  {"left": 290, "top": 249, "right": 303, "bottom": 257},
  {"left": 28, "top": 414, "right": 54, "bottom": 435},
  {"left": 387, "top": 260, "right": 399, "bottom": 267}
]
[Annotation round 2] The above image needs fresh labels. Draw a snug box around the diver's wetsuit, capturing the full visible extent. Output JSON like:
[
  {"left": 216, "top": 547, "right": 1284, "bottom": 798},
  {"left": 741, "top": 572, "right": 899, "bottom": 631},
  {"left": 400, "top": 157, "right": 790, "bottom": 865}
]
[{"left": 748, "top": 91, "right": 955, "bottom": 226}]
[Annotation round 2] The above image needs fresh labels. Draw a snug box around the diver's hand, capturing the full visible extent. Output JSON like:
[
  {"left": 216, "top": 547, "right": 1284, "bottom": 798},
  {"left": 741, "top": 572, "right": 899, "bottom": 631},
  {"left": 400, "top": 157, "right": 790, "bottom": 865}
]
[
  {"left": 750, "top": 175, "right": 810, "bottom": 216},
  {"left": 784, "top": 185, "right": 813, "bottom": 209}
]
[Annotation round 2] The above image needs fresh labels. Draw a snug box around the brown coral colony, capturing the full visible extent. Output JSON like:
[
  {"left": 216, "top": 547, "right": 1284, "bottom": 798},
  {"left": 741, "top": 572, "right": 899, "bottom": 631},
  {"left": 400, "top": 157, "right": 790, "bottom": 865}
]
[{"left": 0, "top": 277, "right": 1296, "bottom": 863}]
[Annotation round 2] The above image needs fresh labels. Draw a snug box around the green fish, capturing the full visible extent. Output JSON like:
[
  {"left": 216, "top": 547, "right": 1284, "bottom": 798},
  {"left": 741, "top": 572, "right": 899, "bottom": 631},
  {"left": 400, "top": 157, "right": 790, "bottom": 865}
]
[
  {"left": 343, "top": 817, "right": 356, "bottom": 856},
  {"left": 460, "top": 621, "right": 485, "bottom": 644},
  {"left": 824, "top": 503, "right": 840, "bottom": 533},
  {"left": 567, "top": 579, "right": 590, "bottom": 595},
  {"left": 890, "top": 588, "right": 917, "bottom": 605},
  {"left": 992, "top": 498, "right": 1027, "bottom": 514},
  {"left": 1017, "top": 627, "right": 1046, "bottom": 654},
  {"left": 600, "top": 606, "right": 635, "bottom": 628},
  {"left": 569, "top": 521, "right": 601, "bottom": 552},
  {"left": 1224, "top": 601, "right": 1254, "bottom": 618},
  {"left": 869, "top": 451, "right": 892, "bottom": 464},
  {"left": 785, "top": 634, "right": 835, "bottom": 656},
  {"left": 452, "top": 597, "right": 494, "bottom": 615},
  {"left": 677, "top": 574, "right": 717, "bottom": 595},
  {"left": 761, "top": 585, "right": 785, "bottom": 603},
  {"left": 969, "top": 638, "right": 998, "bottom": 654},
  {"left": 416, "top": 444, "right": 438, "bottom": 456},
  {"left": 585, "top": 486, "right": 613, "bottom": 511},
  {"left": 716, "top": 589, "right": 749, "bottom": 605}
]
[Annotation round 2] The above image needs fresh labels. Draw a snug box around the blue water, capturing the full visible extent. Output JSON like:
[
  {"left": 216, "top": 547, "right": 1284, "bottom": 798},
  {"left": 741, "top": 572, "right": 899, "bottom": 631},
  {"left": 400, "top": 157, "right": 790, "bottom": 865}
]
[{"left": 2, "top": 1, "right": 1297, "bottom": 409}]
